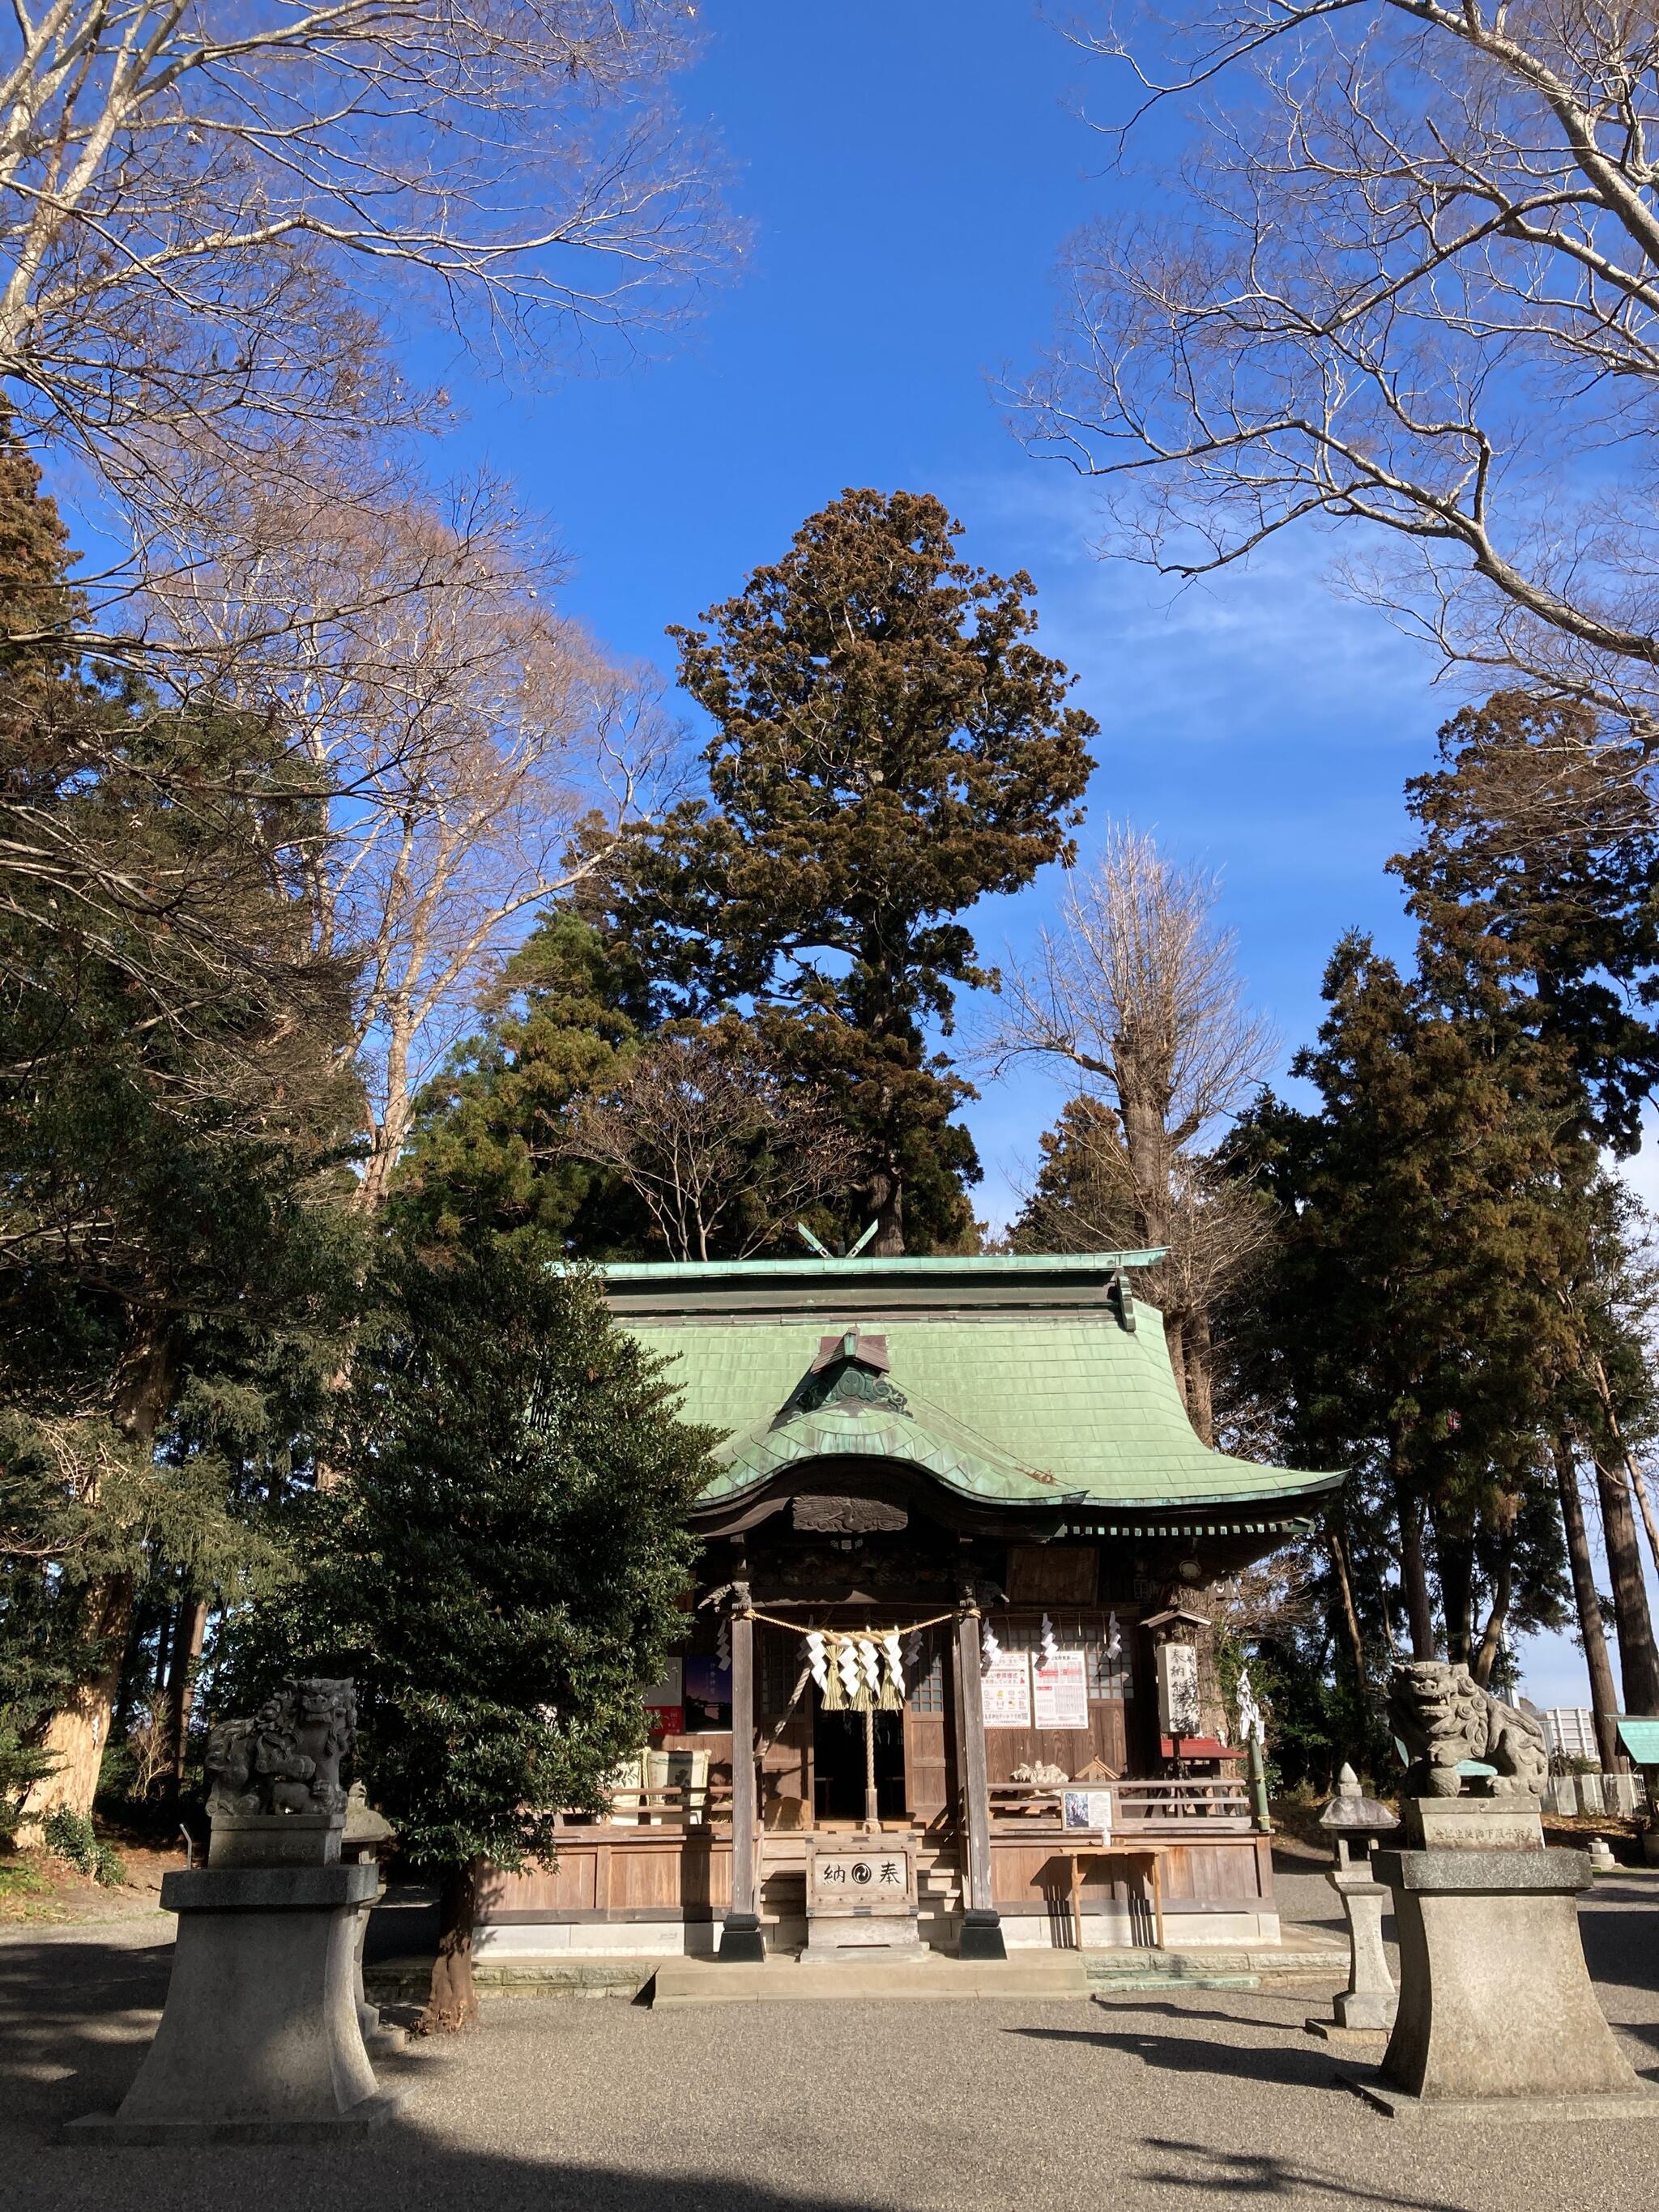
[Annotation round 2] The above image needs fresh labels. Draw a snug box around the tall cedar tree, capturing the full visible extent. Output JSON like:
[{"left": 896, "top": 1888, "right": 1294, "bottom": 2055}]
[
  {"left": 392, "top": 910, "right": 656, "bottom": 1259},
  {"left": 608, "top": 488, "right": 1097, "bottom": 1252},
  {"left": 286, "top": 1247, "right": 713, "bottom": 2029},
  {"left": 0, "top": 425, "right": 363, "bottom": 1823},
  {"left": 1392, "top": 693, "right": 1659, "bottom": 1155},
  {"left": 1391, "top": 691, "right": 1659, "bottom": 1716},
  {"left": 1229, "top": 934, "right": 1579, "bottom": 1683}
]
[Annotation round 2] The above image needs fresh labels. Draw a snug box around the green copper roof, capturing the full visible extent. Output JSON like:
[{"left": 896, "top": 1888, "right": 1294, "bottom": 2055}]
[{"left": 596, "top": 1255, "right": 1341, "bottom": 1516}]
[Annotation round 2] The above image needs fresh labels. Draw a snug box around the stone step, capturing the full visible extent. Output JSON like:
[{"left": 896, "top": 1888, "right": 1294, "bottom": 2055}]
[
  {"left": 1085, "top": 1941, "right": 1346, "bottom": 1993},
  {"left": 365, "top": 1954, "right": 655, "bottom": 2004},
  {"left": 650, "top": 1954, "right": 1090, "bottom": 2008}
]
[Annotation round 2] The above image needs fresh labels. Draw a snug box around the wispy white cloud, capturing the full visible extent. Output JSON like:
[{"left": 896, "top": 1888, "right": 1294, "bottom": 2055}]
[{"left": 933, "top": 465, "right": 1448, "bottom": 1229}]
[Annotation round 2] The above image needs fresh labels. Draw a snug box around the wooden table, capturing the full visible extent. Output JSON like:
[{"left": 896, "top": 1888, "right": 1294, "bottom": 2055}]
[{"left": 1052, "top": 1839, "right": 1171, "bottom": 1951}]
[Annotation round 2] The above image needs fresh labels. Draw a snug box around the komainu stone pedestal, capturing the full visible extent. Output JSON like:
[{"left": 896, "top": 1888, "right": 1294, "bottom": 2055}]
[
  {"left": 1355, "top": 1835, "right": 1657, "bottom": 2120},
  {"left": 67, "top": 1862, "right": 401, "bottom": 2143}
]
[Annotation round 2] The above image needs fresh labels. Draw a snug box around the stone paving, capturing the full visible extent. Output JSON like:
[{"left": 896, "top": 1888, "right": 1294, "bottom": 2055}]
[{"left": 3, "top": 1873, "right": 1658, "bottom": 2210}]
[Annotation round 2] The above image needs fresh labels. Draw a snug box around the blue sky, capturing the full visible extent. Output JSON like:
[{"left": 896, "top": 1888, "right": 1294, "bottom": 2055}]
[
  {"left": 409, "top": 0, "right": 1648, "bottom": 1709},
  {"left": 441, "top": 0, "right": 1442, "bottom": 1204},
  {"left": 104, "top": 1, "right": 1617, "bottom": 1711}
]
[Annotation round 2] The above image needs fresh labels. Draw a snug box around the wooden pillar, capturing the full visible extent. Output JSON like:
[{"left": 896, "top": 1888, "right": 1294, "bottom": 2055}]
[
  {"left": 719, "top": 1586, "right": 765, "bottom": 1963},
  {"left": 953, "top": 1586, "right": 1005, "bottom": 1961}
]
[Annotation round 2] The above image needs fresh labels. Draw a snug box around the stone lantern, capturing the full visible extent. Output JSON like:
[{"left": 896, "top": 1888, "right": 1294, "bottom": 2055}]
[{"left": 1304, "top": 1763, "right": 1399, "bottom": 2041}]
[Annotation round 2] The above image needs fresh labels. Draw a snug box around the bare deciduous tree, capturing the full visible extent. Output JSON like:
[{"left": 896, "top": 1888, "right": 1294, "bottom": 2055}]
[
  {"left": 1026, "top": 0, "right": 1659, "bottom": 740},
  {"left": 146, "top": 475, "right": 683, "bottom": 1210},
  {"left": 564, "top": 1027, "right": 858, "bottom": 1261},
  {"left": 987, "top": 824, "right": 1276, "bottom": 1434},
  {"left": 0, "top": 2, "right": 728, "bottom": 540}
]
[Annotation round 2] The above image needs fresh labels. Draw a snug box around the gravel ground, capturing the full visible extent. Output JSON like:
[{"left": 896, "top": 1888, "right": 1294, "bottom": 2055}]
[{"left": 4, "top": 1876, "right": 1658, "bottom": 2212}]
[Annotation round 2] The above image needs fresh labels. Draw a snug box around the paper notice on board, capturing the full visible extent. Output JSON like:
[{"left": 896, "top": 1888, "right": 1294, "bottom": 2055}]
[
  {"left": 982, "top": 1651, "right": 1032, "bottom": 1727},
  {"left": 1032, "top": 1649, "right": 1090, "bottom": 1730}
]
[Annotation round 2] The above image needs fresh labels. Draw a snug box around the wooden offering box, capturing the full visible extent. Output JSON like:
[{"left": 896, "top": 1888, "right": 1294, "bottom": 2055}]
[{"left": 804, "top": 1832, "right": 920, "bottom": 1957}]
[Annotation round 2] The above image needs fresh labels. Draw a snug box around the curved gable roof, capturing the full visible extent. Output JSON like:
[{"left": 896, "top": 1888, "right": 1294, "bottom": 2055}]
[{"left": 593, "top": 1254, "right": 1341, "bottom": 1516}]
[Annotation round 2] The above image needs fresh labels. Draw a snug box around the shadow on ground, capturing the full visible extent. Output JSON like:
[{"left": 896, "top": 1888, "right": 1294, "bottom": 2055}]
[
  {"left": 1129, "top": 2138, "right": 1469, "bottom": 2209},
  {"left": 1580, "top": 1884, "right": 1659, "bottom": 1999},
  {"left": 1007, "top": 2018, "right": 1344, "bottom": 2094}
]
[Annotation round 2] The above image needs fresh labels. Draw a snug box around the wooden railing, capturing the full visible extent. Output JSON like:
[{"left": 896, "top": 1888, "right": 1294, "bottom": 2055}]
[
  {"left": 552, "top": 1775, "right": 1259, "bottom": 1838},
  {"left": 987, "top": 1777, "right": 1256, "bottom": 1834},
  {"left": 1115, "top": 1778, "right": 1254, "bottom": 1830},
  {"left": 555, "top": 1783, "right": 735, "bottom": 1832}
]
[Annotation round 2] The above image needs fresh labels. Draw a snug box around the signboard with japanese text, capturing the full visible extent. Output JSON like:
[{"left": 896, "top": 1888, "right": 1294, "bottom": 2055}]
[
  {"left": 1032, "top": 1650, "right": 1090, "bottom": 1730},
  {"left": 805, "top": 1835, "right": 916, "bottom": 1916},
  {"left": 982, "top": 1650, "right": 1033, "bottom": 1728},
  {"left": 1062, "top": 1788, "right": 1113, "bottom": 1838},
  {"left": 1156, "top": 1643, "right": 1202, "bottom": 1737}
]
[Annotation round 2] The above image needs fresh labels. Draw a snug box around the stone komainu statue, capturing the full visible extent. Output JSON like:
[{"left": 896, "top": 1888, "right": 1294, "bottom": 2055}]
[
  {"left": 1388, "top": 1659, "right": 1547, "bottom": 1799},
  {"left": 206, "top": 1677, "right": 357, "bottom": 1818}
]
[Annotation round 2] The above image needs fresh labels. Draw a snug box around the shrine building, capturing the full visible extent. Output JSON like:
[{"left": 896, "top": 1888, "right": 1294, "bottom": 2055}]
[{"left": 476, "top": 1251, "right": 1341, "bottom": 1963}]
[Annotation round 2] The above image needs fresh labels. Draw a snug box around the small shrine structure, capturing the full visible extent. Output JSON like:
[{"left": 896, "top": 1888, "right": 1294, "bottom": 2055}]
[{"left": 476, "top": 1251, "right": 1340, "bottom": 1961}]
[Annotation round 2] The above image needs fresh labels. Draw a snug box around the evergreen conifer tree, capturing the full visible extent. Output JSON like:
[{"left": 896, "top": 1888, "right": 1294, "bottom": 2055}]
[
  {"left": 604, "top": 488, "right": 1098, "bottom": 1253},
  {"left": 288, "top": 1244, "right": 713, "bottom": 2029},
  {"left": 0, "top": 420, "right": 365, "bottom": 1821}
]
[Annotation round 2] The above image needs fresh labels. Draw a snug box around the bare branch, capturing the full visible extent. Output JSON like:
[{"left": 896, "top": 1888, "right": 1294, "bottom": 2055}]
[{"left": 1021, "top": 0, "right": 1659, "bottom": 732}]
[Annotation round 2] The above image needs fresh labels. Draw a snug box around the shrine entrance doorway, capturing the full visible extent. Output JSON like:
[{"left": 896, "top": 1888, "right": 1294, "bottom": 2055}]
[{"left": 812, "top": 1705, "right": 906, "bottom": 1823}]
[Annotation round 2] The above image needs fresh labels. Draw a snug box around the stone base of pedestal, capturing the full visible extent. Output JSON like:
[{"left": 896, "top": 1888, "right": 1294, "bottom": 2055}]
[
  {"left": 67, "top": 1862, "right": 402, "bottom": 2144},
  {"left": 802, "top": 1917, "right": 927, "bottom": 1961},
  {"left": 1371, "top": 1842, "right": 1648, "bottom": 2109},
  {"left": 717, "top": 1911, "right": 766, "bottom": 1963},
  {"left": 65, "top": 2092, "right": 405, "bottom": 2146},
  {"left": 957, "top": 1909, "right": 1007, "bottom": 1962},
  {"left": 1346, "top": 2076, "right": 1659, "bottom": 2124},
  {"left": 1305, "top": 2018, "right": 1388, "bottom": 2049}
]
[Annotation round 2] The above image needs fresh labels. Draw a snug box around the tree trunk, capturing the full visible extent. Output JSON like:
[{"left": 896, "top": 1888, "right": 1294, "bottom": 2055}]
[
  {"left": 21, "top": 1572, "right": 135, "bottom": 1830},
  {"left": 23, "top": 1311, "right": 177, "bottom": 1829},
  {"left": 423, "top": 1862, "right": 480, "bottom": 2033},
  {"left": 868, "top": 1162, "right": 904, "bottom": 1255},
  {"left": 1164, "top": 1310, "right": 1188, "bottom": 1419},
  {"left": 1593, "top": 1450, "right": 1659, "bottom": 1715},
  {"left": 1581, "top": 1341, "right": 1659, "bottom": 1584},
  {"left": 164, "top": 1597, "right": 209, "bottom": 1796},
  {"left": 1553, "top": 1433, "right": 1623, "bottom": 1771},
  {"left": 1435, "top": 1517, "right": 1474, "bottom": 1669},
  {"left": 1395, "top": 1480, "right": 1437, "bottom": 1657},
  {"left": 1182, "top": 1306, "right": 1215, "bottom": 1446},
  {"left": 1116, "top": 1080, "right": 1171, "bottom": 1252},
  {"left": 1469, "top": 1544, "right": 1514, "bottom": 1690},
  {"left": 1328, "top": 1520, "right": 1369, "bottom": 1689}
]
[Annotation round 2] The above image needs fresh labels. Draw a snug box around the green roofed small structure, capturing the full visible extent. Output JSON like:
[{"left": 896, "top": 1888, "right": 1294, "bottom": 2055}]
[{"left": 477, "top": 1250, "right": 1343, "bottom": 1971}]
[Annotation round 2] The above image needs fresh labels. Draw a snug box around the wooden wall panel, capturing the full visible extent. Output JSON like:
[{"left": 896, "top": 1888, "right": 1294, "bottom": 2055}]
[
  {"left": 983, "top": 1705, "right": 1128, "bottom": 1783},
  {"left": 612, "top": 1848, "right": 687, "bottom": 1912},
  {"left": 479, "top": 1852, "right": 598, "bottom": 1915},
  {"left": 904, "top": 1711, "right": 949, "bottom": 1822},
  {"left": 987, "top": 1834, "right": 1265, "bottom": 1914}
]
